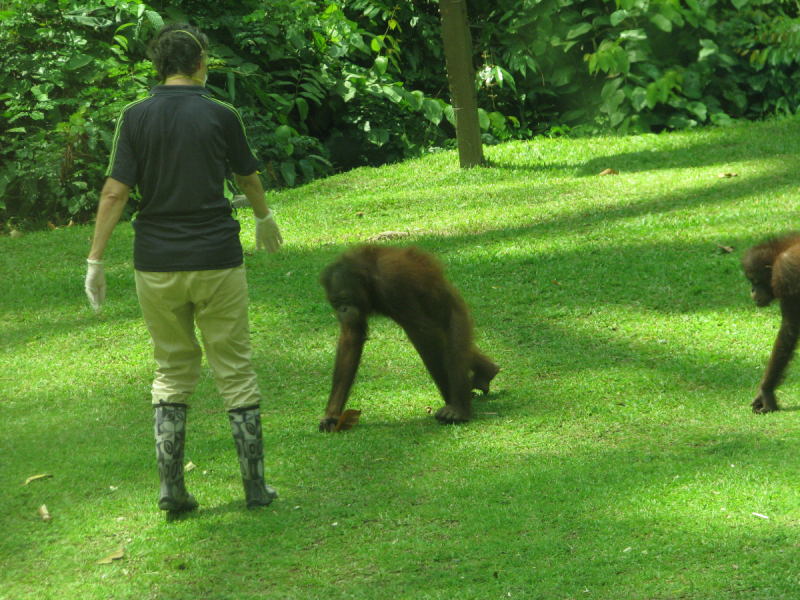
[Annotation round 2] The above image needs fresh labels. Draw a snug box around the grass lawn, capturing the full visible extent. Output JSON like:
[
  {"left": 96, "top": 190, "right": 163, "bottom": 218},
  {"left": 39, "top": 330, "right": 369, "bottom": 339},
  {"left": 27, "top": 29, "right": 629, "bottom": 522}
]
[{"left": 3, "top": 117, "right": 800, "bottom": 599}]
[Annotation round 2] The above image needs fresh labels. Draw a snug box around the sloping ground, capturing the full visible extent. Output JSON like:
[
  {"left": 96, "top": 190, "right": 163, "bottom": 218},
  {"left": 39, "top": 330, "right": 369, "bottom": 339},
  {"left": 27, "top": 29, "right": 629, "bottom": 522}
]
[{"left": 2, "top": 117, "right": 800, "bottom": 599}]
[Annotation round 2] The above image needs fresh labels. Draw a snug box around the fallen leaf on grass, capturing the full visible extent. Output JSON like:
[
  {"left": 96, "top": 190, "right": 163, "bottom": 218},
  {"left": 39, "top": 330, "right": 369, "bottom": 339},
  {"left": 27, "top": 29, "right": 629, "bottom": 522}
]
[
  {"left": 38, "top": 505, "right": 52, "bottom": 522},
  {"left": 96, "top": 548, "right": 125, "bottom": 565},
  {"left": 184, "top": 462, "right": 196, "bottom": 472},
  {"left": 717, "top": 244, "right": 735, "bottom": 254},
  {"left": 333, "top": 409, "right": 362, "bottom": 432},
  {"left": 24, "top": 474, "right": 52, "bottom": 485},
  {"left": 598, "top": 168, "right": 618, "bottom": 176},
  {"left": 718, "top": 172, "right": 738, "bottom": 178}
]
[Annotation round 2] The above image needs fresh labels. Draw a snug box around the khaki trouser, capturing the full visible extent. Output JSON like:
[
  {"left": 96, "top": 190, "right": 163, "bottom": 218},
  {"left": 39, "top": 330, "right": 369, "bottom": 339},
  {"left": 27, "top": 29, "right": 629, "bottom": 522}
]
[{"left": 135, "top": 266, "right": 261, "bottom": 411}]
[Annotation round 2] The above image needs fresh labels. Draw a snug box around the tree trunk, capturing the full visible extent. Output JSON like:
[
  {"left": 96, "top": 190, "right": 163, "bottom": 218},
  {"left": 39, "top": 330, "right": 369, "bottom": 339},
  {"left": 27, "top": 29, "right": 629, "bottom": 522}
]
[{"left": 439, "top": 0, "right": 483, "bottom": 168}]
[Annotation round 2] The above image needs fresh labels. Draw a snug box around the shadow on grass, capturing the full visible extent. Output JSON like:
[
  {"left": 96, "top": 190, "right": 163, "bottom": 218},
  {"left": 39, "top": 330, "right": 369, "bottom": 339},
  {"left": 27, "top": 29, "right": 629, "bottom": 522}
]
[
  {"left": 2, "top": 344, "right": 799, "bottom": 597},
  {"left": 439, "top": 162, "right": 795, "bottom": 245},
  {"left": 164, "top": 499, "right": 250, "bottom": 523},
  {"left": 5, "top": 121, "right": 800, "bottom": 597},
  {"left": 144, "top": 423, "right": 800, "bottom": 598},
  {"left": 246, "top": 232, "right": 764, "bottom": 401},
  {"left": 0, "top": 230, "right": 773, "bottom": 412},
  {"left": 488, "top": 117, "right": 800, "bottom": 177},
  {"left": 1, "top": 141, "right": 793, "bottom": 330}
]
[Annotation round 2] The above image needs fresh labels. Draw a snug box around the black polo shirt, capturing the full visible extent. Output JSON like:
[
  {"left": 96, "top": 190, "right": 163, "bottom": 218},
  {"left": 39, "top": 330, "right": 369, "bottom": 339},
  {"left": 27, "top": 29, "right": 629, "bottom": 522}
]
[{"left": 106, "top": 85, "right": 260, "bottom": 272}]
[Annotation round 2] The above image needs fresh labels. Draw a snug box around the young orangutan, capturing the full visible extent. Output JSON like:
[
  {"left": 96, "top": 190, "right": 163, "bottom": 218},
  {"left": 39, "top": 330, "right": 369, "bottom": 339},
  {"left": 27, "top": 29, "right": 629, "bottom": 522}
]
[
  {"left": 742, "top": 233, "right": 800, "bottom": 413},
  {"left": 318, "top": 245, "right": 499, "bottom": 431}
]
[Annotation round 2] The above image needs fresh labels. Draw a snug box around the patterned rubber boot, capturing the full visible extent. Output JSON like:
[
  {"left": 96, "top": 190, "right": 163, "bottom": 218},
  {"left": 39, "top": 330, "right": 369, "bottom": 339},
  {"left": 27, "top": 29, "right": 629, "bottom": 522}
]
[
  {"left": 228, "top": 406, "right": 278, "bottom": 509},
  {"left": 154, "top": 404, "right": 198, "bottom": 512}
]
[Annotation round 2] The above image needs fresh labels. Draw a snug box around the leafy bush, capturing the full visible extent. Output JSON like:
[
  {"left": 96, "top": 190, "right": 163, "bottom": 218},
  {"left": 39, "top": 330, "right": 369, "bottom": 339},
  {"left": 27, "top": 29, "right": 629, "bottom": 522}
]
[
  {"left": 468, "top": 0, "right": 800, "bottom": 135},
  {"left": 348, "top": 0, "right": 800, "bottom": 137},
  {"left": 581, "top": 0, "right": 800, "bottom": 133},
  {"left": 0, "top": 1, "right": 159, "bottom": 226},
  {"left": 4, "top": 0, "right": 800, "bottom": 226},
  {"left": 193, "top": 0, "right": 451, "bottom": 177},
  {"left": 0, "top": 0, "right": 453, "bottom": 225}
]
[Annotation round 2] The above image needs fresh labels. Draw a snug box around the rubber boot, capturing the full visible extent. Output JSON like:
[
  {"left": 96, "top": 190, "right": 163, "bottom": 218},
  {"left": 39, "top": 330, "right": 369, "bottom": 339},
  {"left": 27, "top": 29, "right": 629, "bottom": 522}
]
[
  {"left": 154, "top": 404, "right": 198, "bottom": 512},
  {"left": 228, "top": 406, "right": 278, "bottom": 509}
]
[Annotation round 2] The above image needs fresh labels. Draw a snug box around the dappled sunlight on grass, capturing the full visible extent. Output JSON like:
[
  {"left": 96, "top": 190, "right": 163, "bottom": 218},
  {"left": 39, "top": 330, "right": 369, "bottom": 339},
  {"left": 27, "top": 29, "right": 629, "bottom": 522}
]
[{"left": 5, "top": 117, "right": 800, "bottom": 598}]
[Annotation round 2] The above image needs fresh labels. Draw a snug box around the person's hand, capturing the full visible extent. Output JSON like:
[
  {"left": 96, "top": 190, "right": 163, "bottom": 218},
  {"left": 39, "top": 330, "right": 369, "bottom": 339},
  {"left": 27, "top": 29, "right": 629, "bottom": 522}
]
[
  {"left": 85, "top": 259, "right": 106, "bottom": 315},
  {"left": 255, "top": 210, "right": 283, "bottom": 253}
]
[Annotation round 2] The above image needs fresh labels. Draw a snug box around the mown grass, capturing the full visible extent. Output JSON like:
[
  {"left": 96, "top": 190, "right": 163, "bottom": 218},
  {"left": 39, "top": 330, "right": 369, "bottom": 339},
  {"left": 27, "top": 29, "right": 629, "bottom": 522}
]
[{"left": 3, "top": 117, "right": 800, "bottom": 599}]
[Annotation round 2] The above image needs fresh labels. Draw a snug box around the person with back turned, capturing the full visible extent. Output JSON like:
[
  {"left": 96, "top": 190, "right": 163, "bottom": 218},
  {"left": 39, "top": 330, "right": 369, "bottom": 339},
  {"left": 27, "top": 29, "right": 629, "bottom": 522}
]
[{"left": 84, "top": 23, "right": 282, "bottom": 511}]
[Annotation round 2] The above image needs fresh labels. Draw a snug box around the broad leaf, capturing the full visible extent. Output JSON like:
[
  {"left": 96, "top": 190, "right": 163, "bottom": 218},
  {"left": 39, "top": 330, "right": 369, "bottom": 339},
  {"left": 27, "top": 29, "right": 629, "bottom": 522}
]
[
  {"left": 650, "top": 14, "right": 673, "bottom": 32},
  {"left": 566, "top": 23, "right": 592, "bottom": 39},
  {"left": 374, "top": 56, "right": 388, "bottom": 75},
  {"left": 295, "top": 97, "right": 308, "bottom": 121},
  {"left": 421, "top": 98, "right": 443, "bottom": 124},
  {"left": 280, "top": 161, "right": 296, "bottom": 187}
]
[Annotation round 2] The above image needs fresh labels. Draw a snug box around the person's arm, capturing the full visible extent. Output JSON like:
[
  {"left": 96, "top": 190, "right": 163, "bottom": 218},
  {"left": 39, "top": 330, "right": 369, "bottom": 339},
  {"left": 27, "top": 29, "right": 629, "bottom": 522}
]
[
  {"left": 234, "top": 171, "right": 283, "bottom": 253},
  {"left": 234, "top": 171, "right": 268, "bottom": 219},
  {"left": 88, "top": 177, "right": 131, "bottom": 260},
  {"left": 85, "top": 177, "right": 130, "bottom": 314}
]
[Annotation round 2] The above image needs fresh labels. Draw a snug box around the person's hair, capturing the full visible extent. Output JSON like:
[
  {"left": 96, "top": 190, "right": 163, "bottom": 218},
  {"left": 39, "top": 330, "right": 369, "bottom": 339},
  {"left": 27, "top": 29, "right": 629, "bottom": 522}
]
[{"left": 147, "top": 23, "right": 209, "bottom": 81}]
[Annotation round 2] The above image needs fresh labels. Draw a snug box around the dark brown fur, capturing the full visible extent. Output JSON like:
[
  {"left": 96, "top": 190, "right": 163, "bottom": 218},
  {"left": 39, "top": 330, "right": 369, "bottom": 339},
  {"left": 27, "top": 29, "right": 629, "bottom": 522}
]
[
  {"left": 318, "top": 245, "right": 499, "bottom": 431},
  {"left": 742, "top": 233, "right": 800, "bottom": 413}
]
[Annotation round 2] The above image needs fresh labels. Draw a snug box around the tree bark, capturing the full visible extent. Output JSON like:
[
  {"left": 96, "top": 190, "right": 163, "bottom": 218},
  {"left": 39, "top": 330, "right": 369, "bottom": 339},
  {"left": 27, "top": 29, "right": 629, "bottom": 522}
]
[{"left": 439, "top": 0, "right": 483, "bottom": 168}]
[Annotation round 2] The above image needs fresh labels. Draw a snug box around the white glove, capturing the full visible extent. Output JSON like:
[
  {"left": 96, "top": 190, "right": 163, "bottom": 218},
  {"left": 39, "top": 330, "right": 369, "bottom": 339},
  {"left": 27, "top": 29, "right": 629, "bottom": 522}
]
[
  {"left": 85, "top": 259, "right": 106, "bottom": 315},
  {"left": 255, "top": 209, "right": 283, "bottom": 253}
]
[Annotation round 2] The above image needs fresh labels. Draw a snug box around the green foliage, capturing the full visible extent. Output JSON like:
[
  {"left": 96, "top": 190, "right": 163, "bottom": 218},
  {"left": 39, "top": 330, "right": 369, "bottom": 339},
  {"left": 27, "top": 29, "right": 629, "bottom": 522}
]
[
  {"left": 579, "top": 0, "right": 800, "bottom": 133},
  {"left": 348, "top": 0, "right": 800, "bottom": 137},
  {"left": 0, "top": 0, "right": 158, "bottom": 225},
  {"left": 466, "top": 0, "right": 800, "bottom": 135},
  {"left": 7, "top": 118, "right": 800, "bottom": 597},
  {"left": 181, "top": 0, "right": 450, "bottom": 180},
  {"left": 5, "top": 0, "right": 800, "bottom": 225},
  {"left": 0, "top": 0, "right": 451, "bottom": 225}
]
